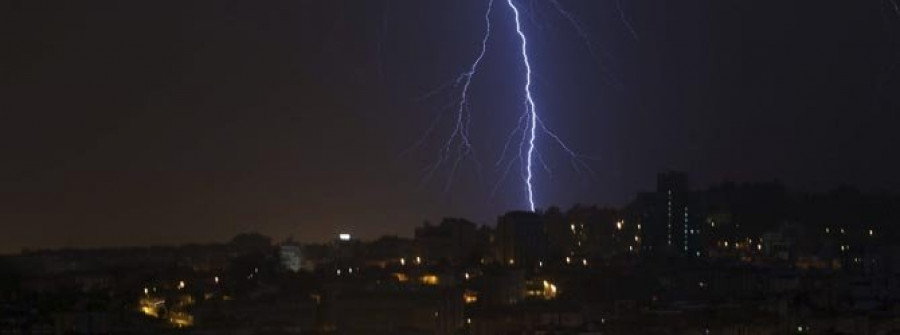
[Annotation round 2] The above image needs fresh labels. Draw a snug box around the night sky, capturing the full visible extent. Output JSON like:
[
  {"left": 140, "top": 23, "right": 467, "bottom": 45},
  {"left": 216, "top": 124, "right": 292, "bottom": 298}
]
[{"left": 2, "top": 0, "right": 899, "bottom": 253}]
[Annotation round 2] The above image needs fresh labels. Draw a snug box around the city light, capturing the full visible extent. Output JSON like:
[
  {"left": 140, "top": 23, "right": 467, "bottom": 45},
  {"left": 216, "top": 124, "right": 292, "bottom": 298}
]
[
  {"left": 339, "top": 233, "right": 351, "bottom": 241},
  {"left": 541, "top": 280, "right": 558, "bottom": 299},
  {"left": 464, "top": 290, "right": 478, "bottom": 304},
  {"left": 177, "top": 280, "right": 186, "bottom": 290},
  {"left": 420, "top": 274, "right": 439, "bottom": 285},
  {"left": 169, "top": 312, "right": 194, "bottom": 328}
]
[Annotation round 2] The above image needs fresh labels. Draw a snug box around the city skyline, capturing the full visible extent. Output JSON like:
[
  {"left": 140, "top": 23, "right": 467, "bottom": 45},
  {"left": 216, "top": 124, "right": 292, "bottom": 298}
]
[
  {"left": 3, "top": 171, "right": 897, "bottom": 254},
  {"left": 5, "top": 169, "right": 899, "bottom": 332}
]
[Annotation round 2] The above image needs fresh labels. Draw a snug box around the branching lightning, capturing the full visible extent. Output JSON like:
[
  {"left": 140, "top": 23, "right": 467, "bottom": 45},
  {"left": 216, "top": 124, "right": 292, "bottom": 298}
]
[
  {"left": 417, "top": 0, "right": 494, "bottom": 190},
  {"left": 412, "top": 0, "right": 594, "bottom": 212}
]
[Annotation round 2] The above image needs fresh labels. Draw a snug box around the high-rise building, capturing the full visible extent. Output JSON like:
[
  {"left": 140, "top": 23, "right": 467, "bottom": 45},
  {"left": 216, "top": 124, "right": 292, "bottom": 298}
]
[
  {"left": 657, "top": 171, "right": 690, "bottom": 253},
  {"left": 628, "top": 171, "right": 703, "bottom": 256}
]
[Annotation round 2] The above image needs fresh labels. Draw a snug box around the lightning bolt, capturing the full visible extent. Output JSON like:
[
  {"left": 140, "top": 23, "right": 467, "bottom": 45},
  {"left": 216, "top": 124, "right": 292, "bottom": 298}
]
[
  {"left": 506, "top": 0, "right": 538, "bottom": 211},
  {"left": 410, "top": 0, "right": 592, "bottom": 212},
  {"left": 506, "top": 0, "right": 591, "bottom": 212}
]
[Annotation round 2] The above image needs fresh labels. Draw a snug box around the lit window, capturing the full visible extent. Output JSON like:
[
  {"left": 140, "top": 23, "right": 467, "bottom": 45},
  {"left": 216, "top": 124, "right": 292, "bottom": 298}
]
[
  {"left": 420, "top": 275, "right": 439, "bottom": 285},
  {"left": 463, "top": 290, "right": 478, "bottom": 304},
  {"left": 541, "top": 280, "right": 559, "bottom": 299}
]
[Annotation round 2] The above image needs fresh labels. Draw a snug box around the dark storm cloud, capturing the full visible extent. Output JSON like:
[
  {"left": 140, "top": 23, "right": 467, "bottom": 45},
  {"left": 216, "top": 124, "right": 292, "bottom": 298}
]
[{"left": 1, "top": 0, "right": 897, "bottom": 253}]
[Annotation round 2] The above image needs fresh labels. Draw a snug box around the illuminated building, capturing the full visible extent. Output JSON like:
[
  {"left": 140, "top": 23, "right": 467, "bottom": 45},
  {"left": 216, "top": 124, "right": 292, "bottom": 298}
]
[{"left": 626, "top": 171, "right": 703, "bottom": 256}]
